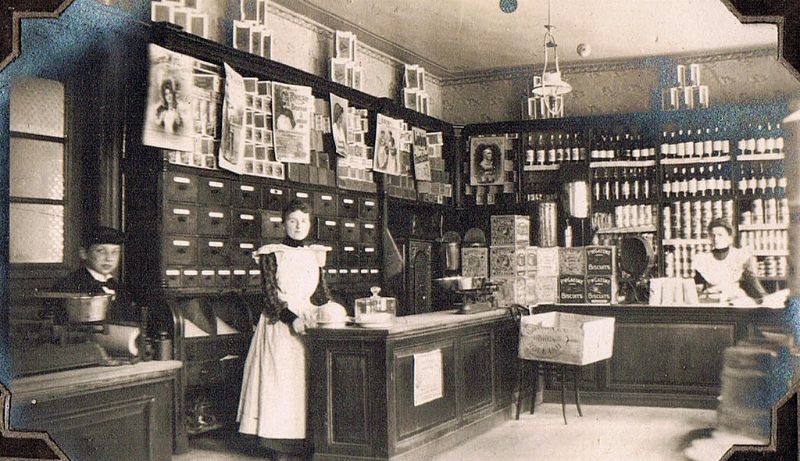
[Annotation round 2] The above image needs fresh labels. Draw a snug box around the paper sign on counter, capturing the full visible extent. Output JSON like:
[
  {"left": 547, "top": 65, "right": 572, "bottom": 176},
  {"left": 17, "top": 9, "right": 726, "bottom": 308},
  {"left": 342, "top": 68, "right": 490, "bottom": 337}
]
[{"left": 413, "top": 349, "right": 443, "bottom": 406}]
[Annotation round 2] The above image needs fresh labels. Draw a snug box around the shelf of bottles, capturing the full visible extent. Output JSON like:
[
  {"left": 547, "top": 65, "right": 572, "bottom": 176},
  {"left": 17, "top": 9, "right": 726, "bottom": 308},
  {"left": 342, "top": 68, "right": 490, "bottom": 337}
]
[
  {"left": 523, "top": 130, "right": 587, "bottom": 170},
  {"left": 734, "top": 121, "right": 789, "bottom": 282}
]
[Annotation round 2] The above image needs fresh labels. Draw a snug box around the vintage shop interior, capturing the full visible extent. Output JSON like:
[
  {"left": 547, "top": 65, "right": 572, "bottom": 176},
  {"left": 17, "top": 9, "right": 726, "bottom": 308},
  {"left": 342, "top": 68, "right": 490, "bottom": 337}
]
[{"left": 3, "top": 0, "right": 800, "bottom": 460}]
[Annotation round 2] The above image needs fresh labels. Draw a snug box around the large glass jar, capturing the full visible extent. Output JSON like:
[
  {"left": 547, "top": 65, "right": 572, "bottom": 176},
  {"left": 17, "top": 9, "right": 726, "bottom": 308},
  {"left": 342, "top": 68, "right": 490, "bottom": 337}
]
[{"left": 354, "top": 287, "right": 396, "bottom": 327}]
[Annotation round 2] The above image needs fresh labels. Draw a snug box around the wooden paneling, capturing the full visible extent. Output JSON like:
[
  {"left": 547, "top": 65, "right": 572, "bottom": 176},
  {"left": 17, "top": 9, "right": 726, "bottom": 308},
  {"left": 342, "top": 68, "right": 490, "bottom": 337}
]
[
  {"left": 330, "top": 352, "right": 369, "bottom": 445},
  {"left": 460, "top": 333, "right": 494, "bottom": 414}
]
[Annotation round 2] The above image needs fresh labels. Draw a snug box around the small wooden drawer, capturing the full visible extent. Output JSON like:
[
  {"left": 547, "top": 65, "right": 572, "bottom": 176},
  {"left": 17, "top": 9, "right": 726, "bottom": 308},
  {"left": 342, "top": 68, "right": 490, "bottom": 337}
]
[
  {"left": 198, "top": 207, "right": 230, "bottom": 236},
  {"left": 316, "top": 218, "right": 339, "bottom": 241},
  {"left": 231, "top": 210, "right": 261, "bottom": 239},
  {"left": 247, "top": 269, "right": 261, "bottom": 287},
  {"left": 232, "top": 269, "right": 249, "bottom": 289},
  {"left": 360, "top": 221, "right": 378, "bottom": 243},
  {"left": 261, "top": 210, "right": 285, "bottom": 239},
  {"left": 359, "top": 197, "right": 379, "bottom": 220},
  {"left": 313, "top": 191, "right": 337, "bottom": 217},
  {"left": 292, "top": 190, "right": 312, "bottom": 204},
  {"left": 339, "top": 245, "right": 359, "bottom": 268},
  {"left": 198, "top": 239, "right": 229, "bottom": 266},
  {"left": 164, "top": 268, "right": 182, "bottom": 288},
  {"left": 215, "top": 269, "right": 232, "bottom": 288},
  {"left": 182, "top": 268, "right": 200, "bottom": 287},
  {"left": 263, "top": 186, "right": 289, "bottom": 211},
  {"left": 340, "top": 220, "right": 360, "bottom": 243},
  {"left": 233, "top": 182, "right": 260, "bottom": 208},
  {"left": 163, "top": 238, "right": 197, "bottom": 265},
  {"left": 198, "top": 178, "right": 230, "bottom": 205},
  {"left": 163, "top": 204, "right": 198, "bottom": 235},
  {"left": 165, "top": 172, "right": 198, "bottom": 202},
  {"left": 359, "top": 245, "right": 379, "bottom": 266},
  {"left": 231, "top": 241, "right": 258, "bottom": 267},
  {"left": 337, "top": 194, "right": 359, "bottom": 218},
  {"left": 199, "top": 269, "right": 216, "bottom": 288}
]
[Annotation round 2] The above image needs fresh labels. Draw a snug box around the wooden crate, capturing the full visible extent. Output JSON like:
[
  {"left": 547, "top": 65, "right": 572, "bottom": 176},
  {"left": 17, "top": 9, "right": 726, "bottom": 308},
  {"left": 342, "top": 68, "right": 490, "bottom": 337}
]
[{"left": 519, "top": 312, "right": 615, "bottom": 365}]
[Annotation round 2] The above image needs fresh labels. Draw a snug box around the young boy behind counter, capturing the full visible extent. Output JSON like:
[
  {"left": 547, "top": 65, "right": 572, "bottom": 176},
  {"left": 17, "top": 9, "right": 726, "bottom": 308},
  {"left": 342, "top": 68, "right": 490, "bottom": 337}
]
[{"left": 52, "top": 226, "right": 139, "bottom": 323}]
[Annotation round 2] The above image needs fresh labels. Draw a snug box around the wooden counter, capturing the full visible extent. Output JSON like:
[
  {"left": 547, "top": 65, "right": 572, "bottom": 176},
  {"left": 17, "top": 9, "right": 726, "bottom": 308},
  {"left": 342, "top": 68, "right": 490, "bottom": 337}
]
[
  {"left": 307, "top": 309, "right": 518, "bottom": 461},
  {"left": 533, "top": 303, "right": 791, "bottom": 408},
  {"left": 11, "top": 360, "right": 185, "bottom": 461}
]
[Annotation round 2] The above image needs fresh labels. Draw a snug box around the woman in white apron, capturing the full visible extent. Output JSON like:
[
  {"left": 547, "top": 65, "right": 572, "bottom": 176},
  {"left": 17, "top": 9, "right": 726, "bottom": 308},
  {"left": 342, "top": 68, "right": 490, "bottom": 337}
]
[
  {"left": 694, "top": 218, "right": 766, "bottom": 306},
  {"left": 238, "top": 199, "right": 335, "bottom": 461}
]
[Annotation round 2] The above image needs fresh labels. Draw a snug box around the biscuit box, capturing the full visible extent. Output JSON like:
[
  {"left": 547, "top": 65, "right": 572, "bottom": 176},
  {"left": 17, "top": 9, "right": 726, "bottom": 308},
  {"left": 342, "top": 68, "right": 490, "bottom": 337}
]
[
  {"left": 518, "top": 312, "right": 615, "bottom": 365},
  {"left": 525, "top": 246, "right": 537, "bottom": 275},
  {"left": 461, "top": 247, "right": 488, "bottom": 278},
  {"left": 493, "top": 277, "right": 526, "bottom": 306},
  {"left": 585, "top": 275, "right": 616, "bottom": 304},
  {"left": 586, "top": 246, "right": 616, "bottom": 276},
  {"left": 535, "top": 276, "right": 559, "bottom": 304},
  {"left": 559, "top": 247, "right": 586, "bottom": 276},
  {"left": 490, "top": 215, "right": 530, "bottom": 247},
  {"left": 490, "top": 247, "right": 518, "bottom": 278},
  {"left": 558, "top": 275, "right": 586, "bottom": 304},
  {"left": 514, "top": 248, "right": 528, "bottom": 275},
  {"left": 535, "top": 247, "right": 560, "bottom": 277}
]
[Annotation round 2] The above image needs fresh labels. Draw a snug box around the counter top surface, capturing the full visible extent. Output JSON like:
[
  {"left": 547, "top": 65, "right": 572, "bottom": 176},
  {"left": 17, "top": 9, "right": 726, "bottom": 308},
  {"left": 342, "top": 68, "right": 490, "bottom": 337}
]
[
  {"left": 308, "top": 308, "right": 512, "bottom": 338},
  {"left": 11, "top": 360, "right": 183, "bottom": 399}
]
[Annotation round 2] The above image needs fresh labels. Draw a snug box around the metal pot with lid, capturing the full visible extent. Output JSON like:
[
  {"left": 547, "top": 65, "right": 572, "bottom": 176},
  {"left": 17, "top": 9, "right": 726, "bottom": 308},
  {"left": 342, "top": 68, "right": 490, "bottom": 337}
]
[{"left": 35, "top": 292, "right": 112, "bottom": 323}]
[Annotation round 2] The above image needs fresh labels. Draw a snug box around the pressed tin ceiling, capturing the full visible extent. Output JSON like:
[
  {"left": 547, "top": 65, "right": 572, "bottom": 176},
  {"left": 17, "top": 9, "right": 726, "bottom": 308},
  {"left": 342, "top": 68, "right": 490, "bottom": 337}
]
[{"left": 272, "top": 0, "right": 778, "bottom": 78}]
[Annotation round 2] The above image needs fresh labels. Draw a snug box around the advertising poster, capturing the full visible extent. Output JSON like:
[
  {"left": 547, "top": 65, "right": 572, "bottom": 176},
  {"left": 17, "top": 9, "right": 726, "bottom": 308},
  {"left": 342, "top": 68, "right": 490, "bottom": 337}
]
[
  {"left": 218, "top": 63, "right": 246, "bottom": 174},
  {"left": 272, "top": 82, "right": 312, "bottom": 163},
  {"left": 142, "top": 44, "right": 196, "bottom": 152},
  {"left": 373, "top": 114, "right": 403, "bottom": 176},
  {"left": 330, "top": 93, "right": 349, "bottom": 157},
  {"left": 412, "top": 126, "right": 431, "bottom": 181}
]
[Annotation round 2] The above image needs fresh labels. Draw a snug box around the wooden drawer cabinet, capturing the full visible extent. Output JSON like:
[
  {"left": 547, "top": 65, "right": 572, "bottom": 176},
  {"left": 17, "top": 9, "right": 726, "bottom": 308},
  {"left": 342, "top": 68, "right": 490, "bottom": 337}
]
[
  {"left": 163, "top": 204, "right": 198, "bottom": 234},
  {"left": 198, "top": 177, "right": 231, "bottom": 205},
  {"left": 165, "top": 172, "right": 198, "bottom": 202},
  {"left": 198, "top": 207, "right": 230, "bottom": 236}
]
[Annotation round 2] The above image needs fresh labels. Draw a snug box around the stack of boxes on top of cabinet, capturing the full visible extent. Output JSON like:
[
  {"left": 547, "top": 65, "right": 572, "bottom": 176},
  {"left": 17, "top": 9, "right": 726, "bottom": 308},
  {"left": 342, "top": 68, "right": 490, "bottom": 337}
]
[{"left": 485, "top": 215, "right": 617, "bottom": 306}]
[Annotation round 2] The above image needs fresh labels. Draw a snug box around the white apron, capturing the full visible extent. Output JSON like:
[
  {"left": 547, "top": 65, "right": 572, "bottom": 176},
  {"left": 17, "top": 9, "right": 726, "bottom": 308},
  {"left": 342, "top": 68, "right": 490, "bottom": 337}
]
[
  {"left": 237, "top": 244, "right": 328, "bottom": 439},
  {"left": 694, "top": 246, "right": 755, "bottom": 305}
]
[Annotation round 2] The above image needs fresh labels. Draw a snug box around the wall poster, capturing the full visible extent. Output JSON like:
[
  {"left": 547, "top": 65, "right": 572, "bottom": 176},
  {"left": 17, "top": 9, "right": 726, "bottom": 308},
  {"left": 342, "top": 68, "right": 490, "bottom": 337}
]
[
  {"left": 330, "top": 93, "right": 349, "bottom": 157},
  {"left": 469, "top": 136, "right": 506, "bottom": 186},
  {"left": 142, "top": 44, "right": 196, "bottom": 152},
  {"left": 413, "top": 349, "right": 444, "bottom": 406},
  {"left": 373, "top": 113, "right": 403, "bottom": 176},
  {"left": 218, "top": 63, "right": 246, "bottom": 174},
  {"left": 272, "top": 81, "right": 312, "bottom": 163},
  {"left": 412, "top": 126, "right": 431, "bottom": 181}
]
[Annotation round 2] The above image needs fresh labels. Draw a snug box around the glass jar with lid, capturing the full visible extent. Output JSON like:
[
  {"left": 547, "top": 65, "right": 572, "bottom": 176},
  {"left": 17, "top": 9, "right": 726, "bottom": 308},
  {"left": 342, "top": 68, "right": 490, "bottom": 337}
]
[{"left": 354, "top": 287, "right": 396, "bottom": 327}]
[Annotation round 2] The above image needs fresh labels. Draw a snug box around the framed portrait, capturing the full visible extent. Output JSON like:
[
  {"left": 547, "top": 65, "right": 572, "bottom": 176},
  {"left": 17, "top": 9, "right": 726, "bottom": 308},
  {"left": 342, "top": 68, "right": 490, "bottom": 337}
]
[
  {"left": 240, "top": 0, "right": 259, "bottom": 22},
  {"left": 233, "top": 20, "right": 252, "bottom": 52},
  {"left": 257, "top": 0, "right": 268, "bottom": 24},
  {"left": 151, "top": 2, "right": 172, "bottom": 22},
  {"left": 335, "top": 31, "right": 355, "bottom": 60},
  {"left": 170, "top": 7, "right": 191, "bottom": 31},
  {"left": 346, "top": 62, "right": 355, "bottom": 88},
  {"left": 417, "top": 67, "right": 426, "bottom": 91},
  {"left": 403, "top": 89, "right": 417, "bottom": 111},
  {"left": 188, "top": 13, "right": 209, "bottom": 39},
  {"left": 249, "top": 27, "right": 262, "bottom": 55},
  {"left": 469, "top": 136, "right": 506, "bottom": 186},
  {"left": 353, "top": 66, "right": 363, "bottom": 91},
  {"left": 260, "top": 29, "right": 272, "bottom": 59},
  {"left": 330, "top": 58, "right": 349, "bottom": 85}
]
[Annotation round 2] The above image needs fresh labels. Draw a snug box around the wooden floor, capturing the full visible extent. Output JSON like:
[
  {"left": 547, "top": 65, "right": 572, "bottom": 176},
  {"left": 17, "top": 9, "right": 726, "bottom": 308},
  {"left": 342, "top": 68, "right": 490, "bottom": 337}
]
[{"left": 172, "top": 404, "right": 743, "bottom": 461}]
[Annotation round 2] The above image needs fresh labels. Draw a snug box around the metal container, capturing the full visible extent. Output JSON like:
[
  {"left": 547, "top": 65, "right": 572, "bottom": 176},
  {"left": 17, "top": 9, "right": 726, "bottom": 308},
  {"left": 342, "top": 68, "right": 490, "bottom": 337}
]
[{"left": 36, "top": 292, "right": 112, "bottom": 323}]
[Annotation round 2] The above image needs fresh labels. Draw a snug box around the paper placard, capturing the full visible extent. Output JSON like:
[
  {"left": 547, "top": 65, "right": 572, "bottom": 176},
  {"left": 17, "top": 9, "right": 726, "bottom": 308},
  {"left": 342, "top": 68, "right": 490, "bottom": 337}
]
[{"left": 413, "top": 349, "right": 443, "bottom": 406}]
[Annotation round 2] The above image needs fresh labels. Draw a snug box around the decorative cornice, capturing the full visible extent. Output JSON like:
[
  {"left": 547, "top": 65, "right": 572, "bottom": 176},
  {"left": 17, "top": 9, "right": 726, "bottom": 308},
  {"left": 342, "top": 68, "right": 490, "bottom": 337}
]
[
  {"left": 267, "top": 1, "right": 441, "bottom": 86},
  {"left": 439, "top": 46, "right": 777, "bottom": 87}
]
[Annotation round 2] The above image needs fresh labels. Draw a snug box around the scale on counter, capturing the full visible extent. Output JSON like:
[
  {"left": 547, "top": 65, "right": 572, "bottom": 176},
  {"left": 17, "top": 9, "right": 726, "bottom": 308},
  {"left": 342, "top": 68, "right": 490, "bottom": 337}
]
[{"left": 434, "top": 276, "right": 500, "bottom": 314}]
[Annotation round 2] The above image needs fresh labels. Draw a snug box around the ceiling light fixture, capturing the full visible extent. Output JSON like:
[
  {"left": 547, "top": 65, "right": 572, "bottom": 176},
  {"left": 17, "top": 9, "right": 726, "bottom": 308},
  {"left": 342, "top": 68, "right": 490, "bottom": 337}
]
[{"left": 531, "top": 0, "right": 571, "bottom": 116}]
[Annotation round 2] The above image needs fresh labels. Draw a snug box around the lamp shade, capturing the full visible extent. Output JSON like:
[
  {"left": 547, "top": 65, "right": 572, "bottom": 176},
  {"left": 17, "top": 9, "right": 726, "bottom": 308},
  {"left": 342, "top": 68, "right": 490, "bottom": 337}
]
[{"left": 532, "top": 70, "right": 572, "bottom": 97}]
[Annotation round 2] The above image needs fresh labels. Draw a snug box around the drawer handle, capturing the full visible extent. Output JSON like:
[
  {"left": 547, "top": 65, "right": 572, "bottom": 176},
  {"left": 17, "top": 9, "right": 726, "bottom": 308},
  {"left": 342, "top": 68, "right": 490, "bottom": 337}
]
[{"left": 177, "top": 216, "right": 186, "bottom": 223}]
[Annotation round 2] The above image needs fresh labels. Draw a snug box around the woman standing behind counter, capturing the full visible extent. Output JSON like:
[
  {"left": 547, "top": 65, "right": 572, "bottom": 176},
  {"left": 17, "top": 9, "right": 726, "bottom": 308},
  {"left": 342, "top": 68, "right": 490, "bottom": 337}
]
[{"left": 237, "top": 199, "right": 340, "bottom": 461}]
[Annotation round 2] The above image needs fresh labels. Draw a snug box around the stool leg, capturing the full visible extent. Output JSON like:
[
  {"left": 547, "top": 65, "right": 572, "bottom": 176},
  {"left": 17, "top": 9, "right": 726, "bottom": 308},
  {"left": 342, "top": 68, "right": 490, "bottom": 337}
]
[
  {"left": 515, "top": 360, "right": 523, "bottom": 420},
  {"left": 573, "top": 367, "right": 583, "bottom": 417},
  {"left": 560, "top": 366, "right": 567, "bottom": 425},
  {"left": 530, "top": 363, "right": 539, "bottom": 415}
]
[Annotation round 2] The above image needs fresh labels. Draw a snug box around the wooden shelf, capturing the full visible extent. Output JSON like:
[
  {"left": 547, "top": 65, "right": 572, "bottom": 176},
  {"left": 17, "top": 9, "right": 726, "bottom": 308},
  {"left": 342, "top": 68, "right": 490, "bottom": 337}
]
[
  {"left": 752, "top": 250, "right": 789, "bottom": 257},
  {"left": 736, "top": 153, "right": 785, "bottom": 161},
  {"left": 590, "top": 159, "right": 657, "bottom": 168},
  {"left": 662, "top": 239, "right": 708, "bottom": 246},
  {"left": 523, "top": 164, "right": 560, "bottom": 171},
  {"left": 738, "top": 222, "right": 789, "bottom": 231},
  {"left": 596, "top": 225, "right": 657, "bottom": 234},
  {"left": 661, "top": 155, "right": 731, "bottom": 165}
]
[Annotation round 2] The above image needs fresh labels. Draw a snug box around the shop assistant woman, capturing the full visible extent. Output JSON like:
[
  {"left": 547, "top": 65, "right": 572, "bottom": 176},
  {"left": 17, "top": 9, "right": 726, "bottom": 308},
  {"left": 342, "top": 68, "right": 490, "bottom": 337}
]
[
  {"left": 237, "top": 199, "right": 340, "bottom": 461},
  {"left": 694, "top": 218, "right": 767, "bottom": 306}
]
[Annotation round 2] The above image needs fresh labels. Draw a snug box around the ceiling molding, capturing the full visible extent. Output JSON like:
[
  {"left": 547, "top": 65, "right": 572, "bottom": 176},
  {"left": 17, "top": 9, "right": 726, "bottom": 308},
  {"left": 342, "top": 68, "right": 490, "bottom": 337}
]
[
  {"left": 268, "top": 1, "right": 442, "bottom": 86},
  {"left": 439, "top": 46, "right": 777, "bottom": 87}
]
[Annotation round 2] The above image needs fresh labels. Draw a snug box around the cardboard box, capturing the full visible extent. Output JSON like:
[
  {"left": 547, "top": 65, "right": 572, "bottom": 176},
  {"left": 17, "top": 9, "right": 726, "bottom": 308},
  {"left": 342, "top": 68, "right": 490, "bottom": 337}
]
[
  {"left": 586, "top": 275, "right": 616, "bottom": 305},
  {"left": 586, "top": 246, "right": 616, "bottom": 276},
  {"left": 559, "top": 247, "right": 586, "bottom": 276},
  {"left": 461, "top": 247, "right": 488, "bottom": 278},
  {"left": 525, "top": 276, "right": 538, "bottom": 305},
  {"left": 535, "top": 276, "right": 558, "bottom": 304},
  {"left": 518, "top": 312, "right": 615, "bottom": 365},
  {"left": 536, "top": 247, "right": 560, "bottom": 277},
  {"left": 514, "top": 247, "right": 528, "bottom": 275},
  {"left": 558, "top": 275, "right": 586, "bottom": 304},
  {"left": 494, "top": 277, "right": 526, "bottom": 306},
  {"left": 490, "top": 247, "right": 518, "bottom": 278},
  {"left": 491, "top": 215, "right": 530, "bottom": 247}
]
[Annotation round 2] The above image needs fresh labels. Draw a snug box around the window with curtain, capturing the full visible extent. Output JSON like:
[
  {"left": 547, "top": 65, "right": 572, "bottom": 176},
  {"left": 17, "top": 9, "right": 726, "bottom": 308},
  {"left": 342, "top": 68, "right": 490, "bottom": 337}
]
[{"left": 9, "top": 77, "right": 68, "bottom": 265}]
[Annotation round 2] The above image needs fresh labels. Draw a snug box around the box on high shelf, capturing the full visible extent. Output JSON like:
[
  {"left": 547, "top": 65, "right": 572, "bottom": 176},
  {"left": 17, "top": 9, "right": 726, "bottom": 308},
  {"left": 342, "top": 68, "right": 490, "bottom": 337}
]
[
  {"left": 585, "top": 246, "right": 616, "bottom": 276},
  {"left": 461, "top": 247, "right": 488, "bottom": 278},
  {"left": 558, "top": 275, "right": 586, "bottom": 304},
  {"left": 490, "top": 246, "right": 522, "bottom": 278},
  {"left": 490, "top": 215, "right": 530, "bottom": 247},
  {"left": 525, "top": 246, "right": 537, "bottom": 275},
  {"left": 559, "top": 247, "right": 586, "bottom": 276},
  {"left": 585, "top": 275, "right": 616, "bottom": 305},
  {"left": 518, "top": 312, "right": 615, "bottom": 365}
]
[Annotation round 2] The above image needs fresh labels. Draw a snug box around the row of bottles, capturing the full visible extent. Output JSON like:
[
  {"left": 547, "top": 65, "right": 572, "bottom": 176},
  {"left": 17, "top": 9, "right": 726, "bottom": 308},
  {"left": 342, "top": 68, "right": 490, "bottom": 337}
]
[
  {"left": 659, "top": 128, "right": 730, "bottom": 159},
  {"left": 590, "top": 132, "right": 656, "bottom": 161},
  {"left": 739, "top": 230, "right": 789, "bottom": 253},
  {"left": 737, "top": 123, "right": 784, "bottom": 156},
  {"left": 664, "top": 243, "right": 707, "bottom": 279},
  {"left": 662, "top": 199, "right": 734, "bottom": 240},
  {"left": 736, "top": 163, "right": 786, "bottom": 195},
  {"left": 662, "top": 164, "right": 732, "bottom": 198},
  {"left": 740, "top": 198, "right": 790, "bottom": 225},
  {"left": 757, "top": 256, "right": 787, "bottom": 278},
  {"left": 592, "top": 167, "right": 656, "bottom": 201},
  {"left": 525, "top": 132, "right": 587, "bottom": 165},
  {"left": 591, "top": 204, "right": 656, "bottom": 230}
]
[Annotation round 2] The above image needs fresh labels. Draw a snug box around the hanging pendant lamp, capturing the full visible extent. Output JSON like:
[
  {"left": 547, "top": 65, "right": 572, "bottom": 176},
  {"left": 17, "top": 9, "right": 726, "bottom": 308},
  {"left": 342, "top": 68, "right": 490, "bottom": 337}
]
[{"left": 532, "top": 0, "right": 571, "bottom": 115}]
